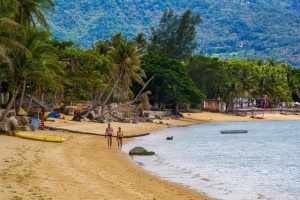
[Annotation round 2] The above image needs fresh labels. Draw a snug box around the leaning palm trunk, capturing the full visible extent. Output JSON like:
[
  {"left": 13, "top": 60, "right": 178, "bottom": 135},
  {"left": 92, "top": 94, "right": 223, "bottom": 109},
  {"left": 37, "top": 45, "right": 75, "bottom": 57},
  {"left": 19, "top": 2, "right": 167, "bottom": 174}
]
[
  {"left": 174, "top": 103, "right": 179, "bottom": 115},
  {"left": 5, "top": 92, "right": 10, "bottom": 105},
  {"left": 82, "top": 89, "right": 106, "bottom": 119},
  {"left": 225, "top": 99, "right": 233, "bottom": 113},
  {"left": 0, "top": 93, "right": 4, "bottom": 105},
  {"left": 26, "top": 93, "right": 34, "bottom": 114},
  {"left": 99, "top": 79, "right": 120, "bottom": 110},
  {"left": 50, "top": 91, "right": 57, "bottom": 112},
  {"left": 17, "top": 80, "right": 26, "bottom": 114},
  {"left": 1, "top": 81, "right": 23, "bottom": 121},
  {"left": 94, "top": 75, "right": 155, "bottom": 120}
]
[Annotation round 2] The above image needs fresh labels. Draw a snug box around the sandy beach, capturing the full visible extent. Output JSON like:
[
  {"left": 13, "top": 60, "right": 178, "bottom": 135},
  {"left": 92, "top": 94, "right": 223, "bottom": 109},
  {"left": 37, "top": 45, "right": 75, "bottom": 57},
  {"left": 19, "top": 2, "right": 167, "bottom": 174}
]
[{"left": 1, "top": 112, "right": 299, "bottom": 200}]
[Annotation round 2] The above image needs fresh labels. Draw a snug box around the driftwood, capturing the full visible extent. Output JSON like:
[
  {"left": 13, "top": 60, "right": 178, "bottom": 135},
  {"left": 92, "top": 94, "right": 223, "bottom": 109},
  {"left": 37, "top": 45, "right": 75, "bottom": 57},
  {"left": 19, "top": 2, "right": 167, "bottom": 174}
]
[
  {"left": 45, "top": 126, "right": 150, "bottom": 138},
  {"left": 123, "top": 133, "right": 150, "bottom": 138}
]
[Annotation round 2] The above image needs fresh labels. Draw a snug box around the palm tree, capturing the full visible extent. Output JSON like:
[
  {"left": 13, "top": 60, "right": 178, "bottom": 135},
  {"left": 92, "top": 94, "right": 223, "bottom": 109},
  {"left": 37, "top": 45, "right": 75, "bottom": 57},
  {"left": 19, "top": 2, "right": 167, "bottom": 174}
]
[
  {"left": 134, "top": 32, "right": 148, "bottom": 52},
  {"left": 72, "top": 48, "right": 113, "bottom": 118},
  {"left": 0, "top": 18, "right": 16, "bottom": 71},
  {"left": 1, "top": 28, "right": 64, "bottom": 121},
  {"left": 90, "top": 35, "right": 147, "bottom": 120},
  {"left": 281, "top": 63, "right": 300, "bottom": 103},
  {"left": 1, "top": 4, "right": 30, "bottom": 109},
  {"left": 267, "top": 57, "right": 276, "bottom": 66},
  {"left": 94, "top": 40, "right": 110, "bottom": 55},
  {"left": 217, "top": 64, "right": 243, "bottom": 112},
  {"left": 0, "top": 18, "right": 28, "bottom": 73},
  {"left": 15, "top": 0, "right": 55, "bottom": 29},
  {"left": 100, "top": 35, "right": 146, "bottom": 107},
  {"left": 228, "top": 60, "right": 257, "bottom": 108}
]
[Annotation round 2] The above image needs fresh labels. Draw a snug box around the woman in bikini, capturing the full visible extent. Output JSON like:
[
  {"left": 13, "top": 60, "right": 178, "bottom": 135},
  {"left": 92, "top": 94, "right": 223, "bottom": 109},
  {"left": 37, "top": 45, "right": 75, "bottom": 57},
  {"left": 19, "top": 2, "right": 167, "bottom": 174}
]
[
  {"left": 116, "top": 127, "right": 123, "bottom": 150},
  {"left": 105, "top": 123, "right": 114, "bottom": 148}
]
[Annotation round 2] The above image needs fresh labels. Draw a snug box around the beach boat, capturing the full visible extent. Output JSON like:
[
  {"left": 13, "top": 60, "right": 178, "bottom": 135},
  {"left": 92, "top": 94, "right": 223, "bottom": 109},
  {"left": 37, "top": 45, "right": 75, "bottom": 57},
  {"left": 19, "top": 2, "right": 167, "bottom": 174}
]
[
  {"left": 15, "top": 132, "right": 65, "bottom": 142},
  {"left": 250, "top": 115, "right": 264, "bottom": 119},
  {"left": 220, "top": 130, "right": 248, "bottom": 134}
]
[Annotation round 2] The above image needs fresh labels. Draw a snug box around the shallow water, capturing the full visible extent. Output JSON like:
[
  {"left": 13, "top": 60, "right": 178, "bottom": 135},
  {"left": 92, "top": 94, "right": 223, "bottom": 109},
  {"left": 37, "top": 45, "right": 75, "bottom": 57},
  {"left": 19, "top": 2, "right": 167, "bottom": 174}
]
[{"left": 123, "top": 121, "right": 300, "bottom": 200}]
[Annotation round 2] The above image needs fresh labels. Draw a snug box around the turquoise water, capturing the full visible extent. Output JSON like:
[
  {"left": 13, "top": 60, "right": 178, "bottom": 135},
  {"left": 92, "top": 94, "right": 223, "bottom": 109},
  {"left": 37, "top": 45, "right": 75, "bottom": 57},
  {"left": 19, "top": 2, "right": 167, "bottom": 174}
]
[{"left": 123, "top": 121, "right": 300, "bottom": 200}]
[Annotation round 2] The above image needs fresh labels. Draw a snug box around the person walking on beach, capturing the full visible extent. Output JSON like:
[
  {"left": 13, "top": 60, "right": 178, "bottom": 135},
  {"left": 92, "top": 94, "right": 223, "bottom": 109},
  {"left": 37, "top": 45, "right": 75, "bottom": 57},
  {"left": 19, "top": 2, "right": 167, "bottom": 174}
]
[
  {"left": 105, "top": 123, "right": 114, "bottom": 148},
  {"left": 116, "top": 127, "right": 124, "bottom": 150}
]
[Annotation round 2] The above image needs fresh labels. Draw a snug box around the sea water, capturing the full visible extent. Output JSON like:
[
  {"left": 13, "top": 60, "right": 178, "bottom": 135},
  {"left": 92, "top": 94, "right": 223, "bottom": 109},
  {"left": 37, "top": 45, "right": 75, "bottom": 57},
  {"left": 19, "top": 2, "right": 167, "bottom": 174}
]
[{"left": 122, "top": 121, "right": 300, "bottom": 200}]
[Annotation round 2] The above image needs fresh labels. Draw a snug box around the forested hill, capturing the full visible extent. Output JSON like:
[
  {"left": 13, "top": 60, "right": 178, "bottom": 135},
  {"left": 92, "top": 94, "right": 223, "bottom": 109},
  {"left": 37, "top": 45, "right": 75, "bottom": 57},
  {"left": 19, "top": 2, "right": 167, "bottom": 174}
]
[{"left": 48, "top": 0, "right": 300, "bottom": 67}]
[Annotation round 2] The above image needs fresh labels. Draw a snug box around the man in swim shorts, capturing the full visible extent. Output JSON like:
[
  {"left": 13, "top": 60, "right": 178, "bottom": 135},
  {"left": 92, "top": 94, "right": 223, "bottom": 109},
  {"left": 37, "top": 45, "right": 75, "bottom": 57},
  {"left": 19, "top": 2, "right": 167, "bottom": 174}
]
[{"left": 105, "top": 123, "right": 114, "bottom": 148}]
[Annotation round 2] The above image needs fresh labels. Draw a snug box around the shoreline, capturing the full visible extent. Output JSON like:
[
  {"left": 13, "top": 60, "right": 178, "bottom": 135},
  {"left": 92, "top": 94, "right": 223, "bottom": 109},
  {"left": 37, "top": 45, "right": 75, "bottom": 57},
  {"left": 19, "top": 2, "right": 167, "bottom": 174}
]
[{"left": 1, "top": 112, "right": 299, "bottom": 199}]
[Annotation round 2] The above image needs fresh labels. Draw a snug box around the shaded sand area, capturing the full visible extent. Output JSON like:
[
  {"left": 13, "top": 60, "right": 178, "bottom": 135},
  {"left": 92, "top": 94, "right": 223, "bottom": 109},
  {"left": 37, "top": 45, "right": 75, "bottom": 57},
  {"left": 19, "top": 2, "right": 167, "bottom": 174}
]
[{"left": 1, "top": 112, "right": 299, "bottom": 200}]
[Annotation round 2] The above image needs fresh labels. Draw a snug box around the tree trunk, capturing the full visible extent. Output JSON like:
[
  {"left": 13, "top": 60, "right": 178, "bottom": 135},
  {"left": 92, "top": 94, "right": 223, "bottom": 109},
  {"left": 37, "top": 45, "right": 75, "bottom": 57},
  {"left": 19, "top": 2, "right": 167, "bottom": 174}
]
[
  {"left": 82, "top": 89, "right": 106, "bottom": 119},
  {"left": 1, "top": 82, "right": 23, "bottom": 121},
  {"left": 174, "top": 103, "right": 179, "bottom": 117},
  {"left": 26, "top": 94, "right": 34, "bottom": 114},
  {"left": 225, "top": 99, "right": 232, "bottom": 113},
  {"left": 99, "top": 79, "right": 120, "bottom": 109},
  {"left": 51, "top": 91, "right": 57, "bottom": 112},
  {"left": 0, "top": 93, "right": 4, "bottom": 105},
  {"left": 5, "top": 92, "right": 9, "bottom": 104},
  {"left": 17, "top": 80, "right": 26, "bottom": 114},
  {"left": 94, "top": 75, "right": 155, "bottom": 120}
]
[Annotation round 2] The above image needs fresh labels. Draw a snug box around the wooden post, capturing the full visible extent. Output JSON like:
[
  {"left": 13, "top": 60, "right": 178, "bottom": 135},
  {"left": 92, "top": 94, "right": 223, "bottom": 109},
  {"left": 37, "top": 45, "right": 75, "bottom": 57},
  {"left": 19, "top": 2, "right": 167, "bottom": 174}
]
[{"left": 41, "top": 107, "right": 45, "bottom": 128}]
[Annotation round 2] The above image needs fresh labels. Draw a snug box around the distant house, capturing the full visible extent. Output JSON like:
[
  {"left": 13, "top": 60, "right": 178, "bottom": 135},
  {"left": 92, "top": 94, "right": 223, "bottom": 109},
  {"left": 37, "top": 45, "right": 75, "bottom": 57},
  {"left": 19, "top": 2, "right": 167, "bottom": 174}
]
[{"left": 203, "top": 99, "right": 226, "bottom": 112}]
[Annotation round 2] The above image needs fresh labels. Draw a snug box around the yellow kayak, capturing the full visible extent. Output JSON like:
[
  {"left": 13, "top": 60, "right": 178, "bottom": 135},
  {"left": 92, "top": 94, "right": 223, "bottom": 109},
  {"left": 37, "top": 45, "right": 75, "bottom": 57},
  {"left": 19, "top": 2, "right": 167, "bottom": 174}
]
[{"left": 15, "top": 132, "right": 65, "bottom": 143}]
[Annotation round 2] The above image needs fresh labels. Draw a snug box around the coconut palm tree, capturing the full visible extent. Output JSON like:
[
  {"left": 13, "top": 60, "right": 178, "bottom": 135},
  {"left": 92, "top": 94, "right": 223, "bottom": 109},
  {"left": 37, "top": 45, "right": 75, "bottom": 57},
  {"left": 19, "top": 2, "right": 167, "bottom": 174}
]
[
  {"left": 134, "top": 32, "right": 148, "bottom": 52},
  {"left": 1, "top": 27, "right": 64, "bottom": 121},
  {"left": 217, "top": 64, "right": 243, "bottom": 112},
  {"left": 72, "top": 48, "right": 114, "bottom": 118},
  {"left": 0, "top": 2, "right": 30, "bottom": 109},
  {"left": 15, "top": 0, "right": 55, "bottom": 29},
  {"left": 89, "top": 35, "right": 148, "bottom": 120},
  {"left": 100, "top": 34, "right": 146, "bottom": 107}
]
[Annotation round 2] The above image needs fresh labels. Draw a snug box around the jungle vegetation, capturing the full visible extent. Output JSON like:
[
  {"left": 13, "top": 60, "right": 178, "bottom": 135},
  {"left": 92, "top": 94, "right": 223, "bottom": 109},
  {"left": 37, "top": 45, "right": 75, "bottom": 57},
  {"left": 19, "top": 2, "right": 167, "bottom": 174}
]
[
  {"left": 47, "top": 0, "right": 300, "bottom": 67},
  {"left": 1, "top": 1, "right": 300, "bottom": 121}
]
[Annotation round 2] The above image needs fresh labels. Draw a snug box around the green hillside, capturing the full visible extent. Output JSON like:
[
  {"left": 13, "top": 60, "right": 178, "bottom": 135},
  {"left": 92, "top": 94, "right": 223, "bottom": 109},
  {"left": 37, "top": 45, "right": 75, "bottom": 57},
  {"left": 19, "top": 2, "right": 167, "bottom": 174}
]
[{"left": 48, "top": 0, "right": 300, "bottom": 67}]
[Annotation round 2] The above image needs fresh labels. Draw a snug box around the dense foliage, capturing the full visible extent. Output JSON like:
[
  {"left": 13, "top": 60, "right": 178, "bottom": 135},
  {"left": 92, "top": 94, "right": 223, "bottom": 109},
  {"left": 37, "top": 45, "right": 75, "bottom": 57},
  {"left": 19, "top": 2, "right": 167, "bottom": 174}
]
[
  {"left": 48, "top": 0, "right": 300, "bottom": 67},
  {"left": 149, "top": 9, "right": 201, "bottom": 60},
  {"left": 187, "top": 56, "right": 300, "bottom": 110},
  {"left": 141, "top": 52, "right": 205, "bottom": 108},
  {"left": 1, "top": 0, "right": 300, "bottom": 120}
]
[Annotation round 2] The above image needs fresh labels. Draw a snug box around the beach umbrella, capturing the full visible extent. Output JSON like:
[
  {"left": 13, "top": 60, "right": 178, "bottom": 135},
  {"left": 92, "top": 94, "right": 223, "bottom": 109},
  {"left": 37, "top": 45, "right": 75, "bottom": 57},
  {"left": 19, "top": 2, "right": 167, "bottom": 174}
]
[{"left": 44, "top": 111, "right": 60, "bottom": 118}]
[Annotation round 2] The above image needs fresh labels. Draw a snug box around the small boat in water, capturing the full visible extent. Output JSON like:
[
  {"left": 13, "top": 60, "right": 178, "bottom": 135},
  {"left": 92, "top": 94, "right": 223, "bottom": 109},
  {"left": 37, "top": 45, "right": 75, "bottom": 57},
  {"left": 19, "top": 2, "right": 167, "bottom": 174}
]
[{"left": 220, "top": 130, "right": 248, "bottom": 134}]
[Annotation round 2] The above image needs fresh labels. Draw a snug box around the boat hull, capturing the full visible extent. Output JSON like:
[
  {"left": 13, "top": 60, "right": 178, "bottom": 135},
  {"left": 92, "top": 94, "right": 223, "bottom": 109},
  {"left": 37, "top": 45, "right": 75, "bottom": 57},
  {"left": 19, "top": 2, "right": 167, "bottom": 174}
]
[
  {"left": 220, "top": 130, "right": 248, "bottom": 134},
  {"left": 250, "top": 116, "right": 264, "bottom": 119},
  {"left": 15, "top": 132, "right": 65, "bottom": 142}
]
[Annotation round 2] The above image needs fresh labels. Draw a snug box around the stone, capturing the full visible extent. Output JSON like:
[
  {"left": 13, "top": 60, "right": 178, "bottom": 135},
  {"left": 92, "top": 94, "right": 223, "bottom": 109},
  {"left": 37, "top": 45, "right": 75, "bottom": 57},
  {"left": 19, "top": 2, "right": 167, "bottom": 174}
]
[
  {"left": 28, "top": 124, "right": 35, "bottom": 131},
  {"left": 132, "top": 118, "right": 139, "bottom": 124},
  {"left": 9, "top": 110, "right": 16, "bottom": 117},
  {"left": 15, "top": 125, "right": 31, "bottom": 131},
  {"left": 67, "top": 107, "right": 75, "bottom": 116},
  {"left": 9, "top": 116, "right": 18, "bottom": 126},
  {"left": 72, "top": 114, "right": 82, "bottom": 122},
  {"left": 0, "top": 122, "right": 11, "bottom": 132},
  {"left": 129, "top": 146, "right": 155, "bottom": 156},
  {"left": 139, "top": 118, "right": 146, "bottom": 123},
  {"left": 146, "top": 119, "right": 153, "bottom": 123},
  {"left": 1, "top": 131, "right": 12, "bottom": 136},
  {"left": 16, "top": 116, "right": 30, "bottom": 125}
]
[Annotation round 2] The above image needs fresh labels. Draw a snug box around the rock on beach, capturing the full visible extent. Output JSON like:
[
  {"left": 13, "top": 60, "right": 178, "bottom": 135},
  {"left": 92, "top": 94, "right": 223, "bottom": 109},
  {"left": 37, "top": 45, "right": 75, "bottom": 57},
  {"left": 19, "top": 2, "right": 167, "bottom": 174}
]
[{"left": 129, "top": 146, "right": 155, "bottom": 156}]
